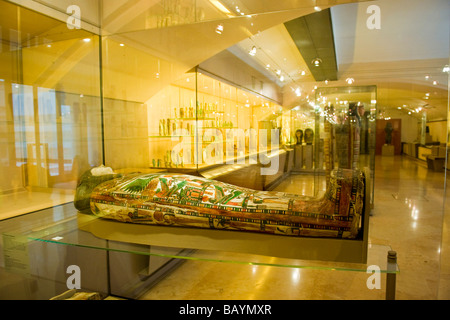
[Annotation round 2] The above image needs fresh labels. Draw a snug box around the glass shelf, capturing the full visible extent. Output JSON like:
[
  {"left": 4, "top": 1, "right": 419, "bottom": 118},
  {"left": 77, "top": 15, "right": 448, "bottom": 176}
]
[{"left": 2, "top": 204, "right": 399, "bottom": 275}]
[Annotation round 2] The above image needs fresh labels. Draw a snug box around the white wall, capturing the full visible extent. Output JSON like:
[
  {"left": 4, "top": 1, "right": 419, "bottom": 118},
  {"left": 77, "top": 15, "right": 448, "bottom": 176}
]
[
  {"left": 427, "top": 121, "right": 447, "bottom": 143},
  {"left": 387, "top": 110, "right": 421, "bottom": 143}
]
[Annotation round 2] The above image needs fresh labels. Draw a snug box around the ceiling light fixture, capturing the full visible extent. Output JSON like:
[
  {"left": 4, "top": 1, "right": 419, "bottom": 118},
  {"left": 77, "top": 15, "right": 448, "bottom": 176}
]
[
  {"left": 249, "top": 46, "right": 256, "bottom": 56},
  {"left": 215, "top": 24, "right": 224, "bottom": 34},
  {"left": 433, "top": 80, "right": 438, "bottom": 85},
  {"left": 314, "top": 6, "right": 321, "bottom": 11},
  {"left": 443, "top": 65, "right": 450, "bottom": 73},
  {"left": 83, "top": 38, "right": 91, "bottom": 42},
  {"left": 346, "top": 78, "right": 355, "bottom": 84},
  {"left": 301, "top": 70, "right": 306, "bottom": 76},
  {"left": 312, "top": 58, "right": 322, "bottom": 67}
]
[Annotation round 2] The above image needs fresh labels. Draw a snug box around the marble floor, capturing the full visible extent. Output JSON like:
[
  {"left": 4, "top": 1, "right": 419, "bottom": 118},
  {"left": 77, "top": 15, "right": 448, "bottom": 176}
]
[{"left": 139, "top": 155, "right": 449, "bottom": 300}]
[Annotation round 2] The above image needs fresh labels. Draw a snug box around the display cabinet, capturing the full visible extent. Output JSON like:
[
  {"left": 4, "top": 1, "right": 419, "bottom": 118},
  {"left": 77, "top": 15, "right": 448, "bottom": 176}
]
[
  {"left": 146, "top": 68, "right": 290, "bottom": 173},
  {"left": 0, "top": 202, "right": 398, "bottom": 300},
  {"left": 312, "top": 85, "right": 377, "bottom": 204}
]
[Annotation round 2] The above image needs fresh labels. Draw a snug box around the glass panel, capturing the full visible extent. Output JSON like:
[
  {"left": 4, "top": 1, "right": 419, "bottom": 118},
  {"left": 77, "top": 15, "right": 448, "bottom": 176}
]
[
  {"left": 1, "top": 204, "right": 398, "bottom": 274},
  {"left": 0, "top": 0, "right": 102, "bottom": 219},
  {"left": 314, "top": 85, "right": 377, "bottom": 203}
]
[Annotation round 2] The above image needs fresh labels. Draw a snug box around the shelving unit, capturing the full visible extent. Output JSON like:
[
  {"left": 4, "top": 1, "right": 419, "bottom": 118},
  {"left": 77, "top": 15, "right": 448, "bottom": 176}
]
[{"left": 146, "top": 70, "right": 289, "bottom": 171}]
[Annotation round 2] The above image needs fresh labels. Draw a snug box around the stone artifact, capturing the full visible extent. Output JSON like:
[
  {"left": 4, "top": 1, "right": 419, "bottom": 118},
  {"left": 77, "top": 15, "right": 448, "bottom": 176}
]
[
  {"left": 75, "top": 165, "right": 365, "bottom": 239},
  {"left": 384, "top": 122, "right": 393, "bottom": 145},
  {"left": 295, "top": 129, "right": 303, "bottom": 144},
  {"left": 304, "top": 128, "right": 314, "bottom": 145}
]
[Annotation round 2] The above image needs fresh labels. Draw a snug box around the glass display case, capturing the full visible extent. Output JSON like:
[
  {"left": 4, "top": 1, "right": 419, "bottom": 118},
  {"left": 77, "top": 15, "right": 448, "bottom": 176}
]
[
  {"left": 313, "top": 85, "right": 377, "bottom": 205},
  {"left": 1, "top": 0, "right": 449, "bottom": 301},
  {"left": 146, "top": 68, "right": 289, "bottom": 172},
  {"left": 0, "top": 203, "right": 398, "bottom": 300}
]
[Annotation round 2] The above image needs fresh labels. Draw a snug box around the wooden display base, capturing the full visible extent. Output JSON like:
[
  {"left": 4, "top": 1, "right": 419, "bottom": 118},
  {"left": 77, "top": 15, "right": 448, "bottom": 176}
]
[{"left": 78, "top": 168, "right": 371, "bottom": 264}]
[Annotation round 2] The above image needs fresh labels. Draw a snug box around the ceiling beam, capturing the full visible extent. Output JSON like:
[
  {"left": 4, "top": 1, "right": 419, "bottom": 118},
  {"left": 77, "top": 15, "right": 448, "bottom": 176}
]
[{"left": 284, "top": 8, "right": 338, "bottom": 82}]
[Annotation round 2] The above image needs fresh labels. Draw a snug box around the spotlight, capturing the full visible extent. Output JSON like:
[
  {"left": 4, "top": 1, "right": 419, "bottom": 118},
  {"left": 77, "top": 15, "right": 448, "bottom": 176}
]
[
  {"left": 249, "top": 46, "right": 256, "bottom": 56},
  {"left": 215, "top": 24, "right": 224, "bottom": 34},
  {"left": 312, "top": 58, "right": 322, "bottom": 67}
]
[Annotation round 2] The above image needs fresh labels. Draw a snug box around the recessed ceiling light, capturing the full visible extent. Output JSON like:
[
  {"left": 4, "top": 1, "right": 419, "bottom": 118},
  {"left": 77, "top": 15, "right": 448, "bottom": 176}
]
[
  {"left": 346, "top": 78, "right": 355, "bottom": 84},
  {"left": 433, "top": 81, "right": 438, "bottom": 85},
  {"left": 301, "top": 70, "right": 306, "bottom": 76},
  {"left": 314, "top": 6, "right": 321, "bottom": 11},
  {"left": 312, "top": 58, "right": 322, "bottom": 67},
  {"left": 249, "top": 46, "right": 256, "bottom": 56},
  {"left": 425, "top": 75, "right": 430, "bottom": 79},
  {"left": 215, "top": 24, "right": 224, "bottom": 34},
  {"left": 119, "top": 43, "right": 125, "bottom": 46},
  {"left": 83, "top": 38, "right": 91, "bottom": 42},
  {"left": 443, "top": 65, "right": 450, "bottom": 73}
]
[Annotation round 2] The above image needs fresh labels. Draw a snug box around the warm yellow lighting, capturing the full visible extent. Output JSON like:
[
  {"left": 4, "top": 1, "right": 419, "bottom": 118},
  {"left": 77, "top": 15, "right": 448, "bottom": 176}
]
[
  {"left": 215, "top": 24, "right": 224, "bottom": 34},
  {"left": 249, "top": 46, "right": 256, "bottom": 56},
  {"left": 209, "top": 0, "right": 233, "bottom": 16},
  {"left": 346, "top": 78, "right": 355, "bottom": 84},
  {"left": 83, "top": 38, "right": 91, "bottom": 42},
  {"left": 314, "top": 6, "right": 321, "bottom": 11}
]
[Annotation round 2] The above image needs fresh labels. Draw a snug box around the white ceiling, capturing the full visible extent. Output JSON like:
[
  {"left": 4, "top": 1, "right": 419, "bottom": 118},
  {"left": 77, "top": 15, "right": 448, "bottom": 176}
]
[{"left": 228, "top": 0, "right": 449, "bottom": 120}]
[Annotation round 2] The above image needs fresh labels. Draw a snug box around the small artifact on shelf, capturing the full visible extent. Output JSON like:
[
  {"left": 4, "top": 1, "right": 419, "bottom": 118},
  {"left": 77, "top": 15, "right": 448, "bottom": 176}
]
[
  {"left": 304, "top": 128, "right": 314, "bottom": 145},
  {"left": 75, "top": 165, "right": 366, "bottom": 239}
]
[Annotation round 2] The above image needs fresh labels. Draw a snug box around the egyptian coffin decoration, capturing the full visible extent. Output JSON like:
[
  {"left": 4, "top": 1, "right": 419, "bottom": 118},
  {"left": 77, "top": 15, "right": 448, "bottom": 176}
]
[{"left": 75, "top": 167, "right": 365, "bottom": 239}]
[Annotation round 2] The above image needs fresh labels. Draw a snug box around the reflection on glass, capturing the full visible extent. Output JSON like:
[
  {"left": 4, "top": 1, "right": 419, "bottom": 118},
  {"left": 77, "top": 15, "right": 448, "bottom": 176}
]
[{"left": 0, "top": 1, "right": 102, "bottom": 219}]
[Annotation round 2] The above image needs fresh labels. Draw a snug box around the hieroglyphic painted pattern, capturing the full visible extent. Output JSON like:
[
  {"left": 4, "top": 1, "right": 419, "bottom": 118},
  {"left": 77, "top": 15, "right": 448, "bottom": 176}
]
[{"left": 89, "top": 169, "right": 365, "bottom": 239}]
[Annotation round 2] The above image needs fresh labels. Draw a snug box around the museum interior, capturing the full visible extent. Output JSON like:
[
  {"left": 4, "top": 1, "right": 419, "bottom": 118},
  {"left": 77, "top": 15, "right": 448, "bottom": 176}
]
[{"left": 0, "top": 0, "right": 449, "bottom": 300}]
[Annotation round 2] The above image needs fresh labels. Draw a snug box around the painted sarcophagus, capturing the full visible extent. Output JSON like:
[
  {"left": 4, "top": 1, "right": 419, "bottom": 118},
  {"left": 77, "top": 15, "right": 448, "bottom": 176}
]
[{"left": 74, "top": 167, "right": 365, "bottom": 239}]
